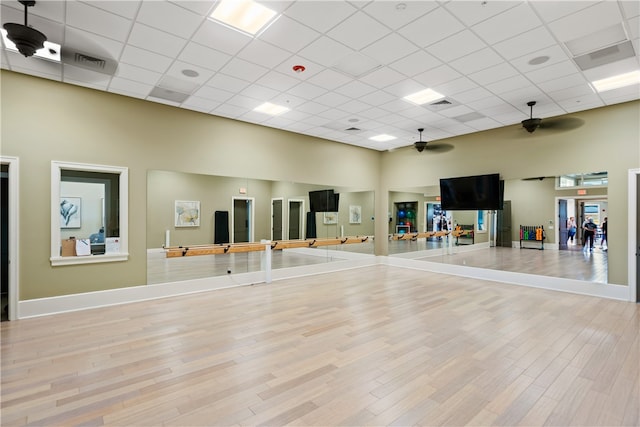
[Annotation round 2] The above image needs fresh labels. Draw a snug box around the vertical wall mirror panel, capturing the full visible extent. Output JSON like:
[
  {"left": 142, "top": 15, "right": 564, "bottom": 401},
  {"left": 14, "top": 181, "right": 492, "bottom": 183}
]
[{"left": 146, "top": 170, "right": 374, "bottom": 284}]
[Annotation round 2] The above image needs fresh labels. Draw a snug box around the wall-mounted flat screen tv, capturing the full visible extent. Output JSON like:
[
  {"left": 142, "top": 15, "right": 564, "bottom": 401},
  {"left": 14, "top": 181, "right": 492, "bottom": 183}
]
[
  {"left": 439, "top": 173, "right": 502, "bottom": 210},
  {"left": 309, "top": 189, "right": 339, "bottom": 212}
]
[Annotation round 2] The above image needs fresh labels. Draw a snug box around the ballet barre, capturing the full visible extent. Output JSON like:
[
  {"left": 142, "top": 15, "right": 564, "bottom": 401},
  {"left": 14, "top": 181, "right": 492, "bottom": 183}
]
[{"left": 164, "top": 236, "right": 370, "bottom": 258}]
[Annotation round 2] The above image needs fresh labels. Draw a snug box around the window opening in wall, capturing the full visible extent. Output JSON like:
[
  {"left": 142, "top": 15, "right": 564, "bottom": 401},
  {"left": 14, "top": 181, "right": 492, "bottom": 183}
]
[
  {"left": 558, "top": 171, "right": 608, "bottom": 188},
  {"left": 51, "top": 161, "right": 128, "bottom": 266}
]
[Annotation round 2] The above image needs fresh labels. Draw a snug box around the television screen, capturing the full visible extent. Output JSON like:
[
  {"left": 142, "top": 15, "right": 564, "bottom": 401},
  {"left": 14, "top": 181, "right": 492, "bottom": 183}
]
[
  {"left": 309, "top": 190, "right": 339, "bottom": 212},
  {"left": 439, "top": 173, "right": 502, "bottom": 210}
]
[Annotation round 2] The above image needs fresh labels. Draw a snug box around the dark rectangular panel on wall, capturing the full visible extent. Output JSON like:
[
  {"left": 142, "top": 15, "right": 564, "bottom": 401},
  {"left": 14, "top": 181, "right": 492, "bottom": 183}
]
[
  {"left": 306, "top": 211, "right": 316, "bottom": 239},
  {"left": 214, "top": 211, "right": 229, "bottom": 244}
]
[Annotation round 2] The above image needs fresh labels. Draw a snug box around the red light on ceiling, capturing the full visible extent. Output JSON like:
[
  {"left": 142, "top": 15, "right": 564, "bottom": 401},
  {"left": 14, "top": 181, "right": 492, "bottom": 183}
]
[{"left": 292, "top": 65, "right": 306, "bottom": 73}]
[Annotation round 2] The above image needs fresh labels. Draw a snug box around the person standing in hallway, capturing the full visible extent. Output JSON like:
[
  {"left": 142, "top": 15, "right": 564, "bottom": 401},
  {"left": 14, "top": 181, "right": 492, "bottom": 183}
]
[
  {"left": 567, "top": 216, "right": 577, "bottom": 244},
  {"left": 600, "top": 216, "right": 608, "bottom": 250},
  {"left": 583, "top": 217, "right": 597, "bottom": 251}
]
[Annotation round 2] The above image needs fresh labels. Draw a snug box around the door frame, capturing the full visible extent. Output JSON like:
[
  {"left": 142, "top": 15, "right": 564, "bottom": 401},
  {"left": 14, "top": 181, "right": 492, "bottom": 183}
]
[
  {"left": 1, "top": 156, "right": 19, "bottom": 321},
  {"left": 554, "top": 195, "right": 606, "bottom": 247},
  {"left": 231, "top": 196, "right": 255, "bottom": 243},
  {"left": 287, "top": 198, "right": 305, "bottom": 240},
  {"left": 271, "top": 197, "right": 284, "bottom": 241},
  {"left": 629, "top": 168, "right": 639, "bottom": 303}
]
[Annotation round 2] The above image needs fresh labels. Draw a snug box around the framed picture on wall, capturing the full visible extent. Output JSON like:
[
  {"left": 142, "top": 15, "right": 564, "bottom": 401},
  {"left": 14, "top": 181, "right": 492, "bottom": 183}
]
[
  {"left": 175, "top": 200, "right": 200, "bottom": 227},
  {"left": 349, "top": 205, "right": 361, "bottom": 224},
  {"left": 60, "top": 197, "right": 81, "bottom": 228},
  {"left": 323, "top": 212, "right": 338, "bottom": 224}
]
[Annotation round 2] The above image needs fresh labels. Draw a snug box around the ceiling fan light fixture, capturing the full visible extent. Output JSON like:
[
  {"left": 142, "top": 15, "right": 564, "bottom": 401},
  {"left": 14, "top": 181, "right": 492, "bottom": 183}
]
[
  {"left": 2, "top": 22, "right": 45, "bottom": 57},
  {"left": 521, "top": 117, "right": 542, "bottom": 133}
]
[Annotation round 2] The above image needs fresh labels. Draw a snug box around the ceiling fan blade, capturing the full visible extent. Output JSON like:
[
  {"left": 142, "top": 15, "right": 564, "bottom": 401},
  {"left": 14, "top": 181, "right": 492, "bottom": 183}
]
[
  {"left": 539, "top": 117, "right": 585, "bottom": 131},
  {"left": 423, "top": 142, "right": 454, "bottom": 153}
]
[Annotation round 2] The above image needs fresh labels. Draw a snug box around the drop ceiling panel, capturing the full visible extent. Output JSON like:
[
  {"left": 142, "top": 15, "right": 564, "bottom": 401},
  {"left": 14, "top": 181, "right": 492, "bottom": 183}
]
[{"left": 1, "top": 0, "right": 638, "bottom": 152}]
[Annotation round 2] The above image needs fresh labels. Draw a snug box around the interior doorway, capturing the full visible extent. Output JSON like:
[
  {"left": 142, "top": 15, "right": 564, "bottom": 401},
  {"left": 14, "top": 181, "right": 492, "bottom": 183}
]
[
  {"left": 1, "top": 156, "right": 18, "bottom": 321},
  {"left": 288, "top": 199, "right": 304, "bottom": 240},
  {"left": 271, "top": 198, "right": 283, "bottom": 241},
  {"left": 231, "top": 197, "right": 254, "bottom": 243}
]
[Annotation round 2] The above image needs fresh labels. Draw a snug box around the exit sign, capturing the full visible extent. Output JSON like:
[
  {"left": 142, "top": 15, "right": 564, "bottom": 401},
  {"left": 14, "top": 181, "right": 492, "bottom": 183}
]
[{"left": 577, "top": 189, "right": 587, "bottom": 195}]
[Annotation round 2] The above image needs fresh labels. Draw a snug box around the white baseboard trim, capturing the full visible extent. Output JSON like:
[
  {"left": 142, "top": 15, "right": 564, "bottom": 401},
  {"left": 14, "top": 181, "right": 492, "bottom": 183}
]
[
  {"left": 18, "top": 250, "right": 628, "bottom": 319},
  {"left": 385, "top": 256, "right": 628, "bottom": 301},
  {"left": 18, "top": 257, "right": 379, "bottom": 319}
]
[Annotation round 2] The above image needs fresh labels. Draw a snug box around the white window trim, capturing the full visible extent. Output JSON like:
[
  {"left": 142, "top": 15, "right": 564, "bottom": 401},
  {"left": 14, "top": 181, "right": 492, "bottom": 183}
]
[{"left": 51, "top": 161, "right": 129, "bottom": 266}]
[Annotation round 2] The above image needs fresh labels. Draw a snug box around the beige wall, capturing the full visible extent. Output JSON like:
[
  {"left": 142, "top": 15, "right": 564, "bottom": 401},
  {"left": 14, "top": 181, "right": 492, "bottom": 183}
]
[
  {"left": 381, "top": 101, "right": 640, "bottom": 285},
  {"left": 2, "top": 71, "right": 638, "bottom": 299},
  {"left": 1, "top": 71, "right": 380, "bottom": 299}
]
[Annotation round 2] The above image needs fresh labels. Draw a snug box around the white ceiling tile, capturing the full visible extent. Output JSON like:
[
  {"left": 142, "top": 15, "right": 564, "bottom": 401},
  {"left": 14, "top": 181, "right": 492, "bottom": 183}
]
[
  {"left": 428, "top": 30, "right": 489, "bottom": 63},
  {"left": 338, "top": 99, "right": 373, "bottom": 114},
  {"left": 297, "top": 101, "right": 331, "bottom": 115},
  {"left": 443, "top": 1, "right": 520, "bottom": 27},
  {"left": 627, "top": 16, "right": 640, "bottom": 40},
  {"left": 413, "top": 64, "right": 462, "bottom": 88},
  {"left": 237, "top": 39, "right": 292, "bottom": 69},
  {"left": 119, "top": 45, "right": 173, "bottom": 73},
  {"left": 128, "top": 23, "right": 187, "bottom": 58},
  {"left": 109, "top": 76, "right": 153, "bottom": 97},
  {"left": 547, "top": 2, "right": 623, "bottom": 42},
  {"left": 206, "top": 73, "right": 250, "bottom": 93},
  {"left": 327, "top": 11, "right": 391, "bottom": 50},
  {"left": 307, "top": 68, "right": 352, "bottom": 90},
  {"left": 359, "top": 107, "right": 393, "bottom": 120},
  {"left": 115, "top": 63, "right": 162, "bottom": 85},
  {"left": 271, "top": 93, "right": 307, "bottom": 108},
  {"left": 454, "top": 87, "right": 494, "bottom": 104},
  {"left": 485, "top": 74, "right": 532, "bottom": 94},
  {"left": 298, "top": 37, "right": 354, "bottom": 67},
  {"left": 557, "top": 95, "right": 604, "bottom": 112},
  {"left": 273, "top": 56, "right": 324, "bottom": 80},
  {"left": 358, "top": 90, "right": 397, "bottom": 106},
  {"left": 226, "top": 93, "right": 262, "bottom": 109},
  {"left": 398, "top": 7, "right": 465, "bottom": 48},
  {"left": 536, "top": 74, "right": 590, "bottom": 93},
  {"left": 472, "top": 3, "right": 542, "bottom": 45},
  {"left": 510, "top": 45, "right": 571, "bottom": 74},
  {"left": 83, "top": 1, "right": 142, "bottom": 19},
  {"left": 449, "top": 48, "right": 504, "bottom": 75},
  {"left": 362, "top": 1, "right": 439, "bottom": 30},
  {"left": 433, "top": 77, "right": 478, "bottom": 97},
  {"left": 360, "top": 33, "right": 419, "bottom": 65},
  {"left": 334, "top": 80, "right": 378, "bottom": 98},
  {"left": 359, "top": 66, "right": 407, "bottom": 88},
  {"left": 382, "top": 78, "right": 425, "bottom": 98},
  {"left": 284, "top": 1, "right": 358, "bottom": 33},
  {"left": 259, "top": 15, "right": 321, "bottom": 53},
  {"left": 581, "top": 56, "right": 640, "bottom": 81},
  {"left": 286, "top": 82, "right": 328, "bottom": 100},
  {"left": 219, "top": 57, "right": 269, "bottom": 83},
  {"left": 66, "top": 1, "right": 132, "bottom": 42},
  {"left": 388, "top": 50, "right": 442, "bottom": 77},
  {"left": 177, "top": 42, "right": 231, "bottom": 72},
  {"left": 525, "top": 60, "right": 582, "bottom": 84},
  {"left": 136, "top": 1, "right": 203, "bottom": 39},
  {"left": 492, "top": 26, "right": 558, "bottom": 60},
  {"left": 530, "top": 1, "right": 598, "bottom": 24},
  {"left": 169, "top": 1, "right": 214, "bottom": 16},
  {"left": 164, "top": 61, "right": 214, "bottom": 85},
  {"left": 256, "top": 71, "right": 300, "bottom": 92},
  {"left": 191, "top": 19, "right": 251, "bottom": 56},
  {"left": 468, "top": 62, "right": 519, "bottom": 86},
  {"left": 547, "top": 84, "right": 598, "bottom": 102},
  {"left": 193, "top": 85, "right": 235, "bottom": 103},
  {"left": 212, "top": 103, "right": 246, "bottom": 118},
  {"left": 314, "top": 91, "right": 352, "bottom": 108},
  {"left": 182, "top": 96, "right": 220, "bottom": 113},
  {"left": 4, "top": 52, "right": 62, "bottom": 79}
]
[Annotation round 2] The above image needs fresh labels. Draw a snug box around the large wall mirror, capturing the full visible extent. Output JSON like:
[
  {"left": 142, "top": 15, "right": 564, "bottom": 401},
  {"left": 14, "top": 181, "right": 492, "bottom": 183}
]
[
  {"left": 388, "top": 172, "right": 609, "bottom": 283},
  {"left": 51, "top": 161, "right": 128, "bottom": 266},
  {"left": 146, "top": 170, "right": 374, "bottom": 284}
]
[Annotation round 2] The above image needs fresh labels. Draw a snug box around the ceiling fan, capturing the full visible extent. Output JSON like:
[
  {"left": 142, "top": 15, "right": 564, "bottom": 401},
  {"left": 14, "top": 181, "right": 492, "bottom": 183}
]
[
  {"left": 520, "top": 101, "right": 584, "bottom": 134},
  {"left": 413, "top": 128, "right": 454, "bottom": 153},
  {"left": 2, "top": 0, "right": 117, "bottom": 75}
]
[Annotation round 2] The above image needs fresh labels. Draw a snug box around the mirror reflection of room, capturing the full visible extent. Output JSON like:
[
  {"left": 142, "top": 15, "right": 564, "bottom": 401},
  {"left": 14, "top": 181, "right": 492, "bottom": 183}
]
[
  {"left": 146, "top": 170, "right": 375, "bottom": 284},
  {"left": 388, "top": 172, "right": 608, "bottom": 284}
]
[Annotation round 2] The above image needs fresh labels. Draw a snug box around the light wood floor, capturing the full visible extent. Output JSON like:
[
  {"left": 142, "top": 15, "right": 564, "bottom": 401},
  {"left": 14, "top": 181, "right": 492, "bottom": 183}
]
[
  {"left": 2, "top": 265, "right": 637, "bottom": 426},
  {"left": 148, "top": 241, "right": 608, "bottom": 284}
]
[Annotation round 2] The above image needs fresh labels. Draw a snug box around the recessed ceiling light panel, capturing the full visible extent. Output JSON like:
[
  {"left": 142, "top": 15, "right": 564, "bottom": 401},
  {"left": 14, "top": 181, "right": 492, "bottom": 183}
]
[
  {"left": 254, "top": 102, "right": 290, "bottom": 115},
  {"left": 369, "top": 134, "right": 396, "bottom": 142},
  {"left": 403, "top": 88, "right": 445, "bottom": 105},
  {"left": 210, "top": 0, "right": 278, "bottom": 36},
  {"left": 591, "top": 70, "right": 640, "bottom": 92}
]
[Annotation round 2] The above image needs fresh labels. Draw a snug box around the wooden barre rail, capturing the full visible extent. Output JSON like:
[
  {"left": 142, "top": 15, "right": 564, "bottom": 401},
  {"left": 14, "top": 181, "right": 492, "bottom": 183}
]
[
  {"left": 165, "top": 236, "right": 370, "bottom": 258},
  {"left": 391, "top": 230, "right": 472, "bottom": 240}
]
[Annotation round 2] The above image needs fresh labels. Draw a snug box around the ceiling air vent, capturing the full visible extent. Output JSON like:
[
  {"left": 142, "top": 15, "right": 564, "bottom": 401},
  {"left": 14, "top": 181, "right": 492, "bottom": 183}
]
[
  {"left": 573, "top": 40, "right": 635, "bottom": 71},
  {"left": 423, "top": 97, "right": 458, "bottom": 112},
  {"left": 345, "top": 127, "right": 361, "bottom": 131},
  {"left": 61, "top": 49, "right": 118, "bottom": 75}
]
